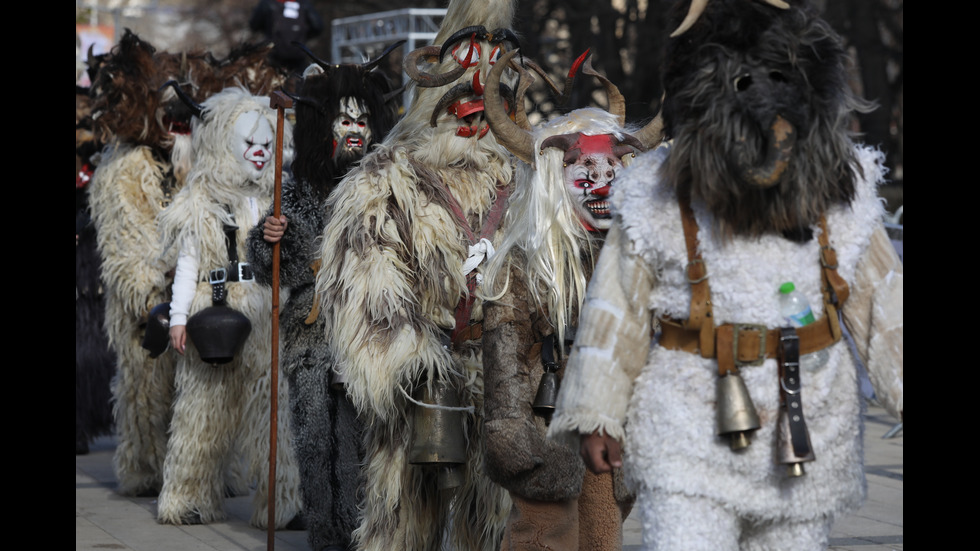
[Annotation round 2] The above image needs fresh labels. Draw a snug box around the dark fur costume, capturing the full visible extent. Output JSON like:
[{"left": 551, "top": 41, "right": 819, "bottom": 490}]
[
  {"left": 247, "top": 62, "right": 398, "bottom": 550},
  {"left": 76, "top": 86, "right": 114, "bottom": 455},
  {"left": 660, "top": 0, "right": 868, "bottom": 240}
]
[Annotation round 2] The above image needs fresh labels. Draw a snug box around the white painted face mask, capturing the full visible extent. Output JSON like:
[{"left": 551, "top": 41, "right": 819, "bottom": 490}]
[{"left": 232, "top": 110, "right": 274, "bottom": 180}]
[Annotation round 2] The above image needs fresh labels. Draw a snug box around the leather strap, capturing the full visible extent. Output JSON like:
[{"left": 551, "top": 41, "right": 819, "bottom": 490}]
[
  {"left": 444, "top": 182, "right": 511, "bottom": 345},
  {"left": 678, "top": 196, "right": 714, "bottom": 359},
  {"left": 778, "top": 327, "right": 812, "bottom": 457},
  {"left": 304, "top": 259, "right": 322, "bottom": 325},
  {"left": 662, "top": 207, "right": 847, "bottom": 371}
]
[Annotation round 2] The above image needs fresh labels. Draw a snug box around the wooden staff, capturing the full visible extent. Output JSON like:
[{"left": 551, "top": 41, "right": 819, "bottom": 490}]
[{"left": 267, "top": 90, "right": 292, "bottom": 551}]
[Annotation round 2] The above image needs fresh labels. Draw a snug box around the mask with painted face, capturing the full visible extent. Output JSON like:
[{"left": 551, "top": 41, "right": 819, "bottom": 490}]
[
  {"left": 232, "top": 110, "right": 274, "bottom": 180},
  {"left": 559, "top": 134, "right": 624, "bottom": 232},
  {"left": 332, "top": 97, "right": 372, "bottom": 163}
]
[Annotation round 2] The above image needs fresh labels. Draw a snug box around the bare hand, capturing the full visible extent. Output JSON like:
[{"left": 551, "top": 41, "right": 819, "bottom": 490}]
[
  {"left": 170, "top": 325, "right": 187, "bottom": 355},
  {"left": 263, "top": 215, "right": 288, "bottom": 243},
  {"left": 580, "top": 430, "right": 622, "bottom": 474}
]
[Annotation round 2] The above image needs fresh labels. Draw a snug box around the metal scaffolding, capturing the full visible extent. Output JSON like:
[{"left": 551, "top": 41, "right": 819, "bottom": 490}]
[{"left": 331, "top": 8, "right": 447, "bottom": 107}]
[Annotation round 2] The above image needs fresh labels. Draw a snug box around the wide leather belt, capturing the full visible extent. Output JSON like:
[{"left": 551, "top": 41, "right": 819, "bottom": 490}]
[{"left": 659, "top": 313, "right": 839, "bottom": 368}]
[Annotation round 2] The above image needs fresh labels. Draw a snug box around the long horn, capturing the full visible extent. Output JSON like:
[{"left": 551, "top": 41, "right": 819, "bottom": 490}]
[
  {"left": 632, "top": 108, "right": 665, "bottom": 151},
  {"left": 159, "top": 80, "right": 203, "bottom": 120},
  {"left": 430, "top": 82, "right": 475, "bottom": 127},
  {"left": 282, "top": 88, "right": 325, "bottom": 114},
  {"left": 292, "top": 41, "right": 330, "bottom": 71},
  {"left": 483, "top": 49, "right": 534, "bottom": 164},
  {"left": 736, "top": 115, "right": 796, "bottom": 188},
  {"left": 362, "top": 39, "right": 407, "bottom": 72},
  {"left": 670, "top": 0, "right": 790, "bottom": 38},
  {"left": 581, "top": 55, "right": 626, "bottom": 126},
  {"left": 438, "top": 26, "right": 488, "bottom": 62},
  {"left": 404, "top": 45, "right": 466, "bottom": 88}
]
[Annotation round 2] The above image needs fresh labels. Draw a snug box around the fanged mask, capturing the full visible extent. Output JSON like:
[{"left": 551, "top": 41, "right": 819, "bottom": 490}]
[
  {"left": 332, "top": 97, "right": 372, "bottom": 161},
  {"left": 556, "top": 134, "right": 628, "bottom": 232}
]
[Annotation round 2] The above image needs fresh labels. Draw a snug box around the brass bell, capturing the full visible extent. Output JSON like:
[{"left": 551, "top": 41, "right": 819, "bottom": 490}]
[
  {"left": 716, "top": 371, "right": 761, "bottom": 451},
  {"left": 776, "top": 408, "right": 815, "bottom": 478},
  {"left": 408, "top": 379, "right": 468, "bottom": 489},
  {"left": 532, "top": 363, "right": 560, "bottom": 417}
]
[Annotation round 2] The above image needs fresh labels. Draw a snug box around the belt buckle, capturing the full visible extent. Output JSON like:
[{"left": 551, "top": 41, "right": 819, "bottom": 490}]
[
  {"left": 209, "top": 268, "right": 227, "bottom": 285},
  {"left": 732, "top": 323, "right": 766, "bottom": 367},
  {"left": 238, "top": 262, "right": 253, "bottom": 281}
]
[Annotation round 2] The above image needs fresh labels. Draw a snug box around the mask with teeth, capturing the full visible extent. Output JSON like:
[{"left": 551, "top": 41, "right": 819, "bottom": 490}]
[
  {"left": 559, "top": 133, "right": 624, "bottom": 232},
  {"left": 331, "top": 97, "right": 372, "bottom": 163}
]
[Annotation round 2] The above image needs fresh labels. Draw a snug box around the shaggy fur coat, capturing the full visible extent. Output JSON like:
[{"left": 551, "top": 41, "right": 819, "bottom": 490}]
[
  {"left": 156, "top": 89, "right": 300, "bottom": 529},
  {"left": 247, "top": 177, "right": 365, "bottom": 548},
  {"left": 316, "top": 142, "right": 514, "bottom": 550},
  {"left": 87, "top": 143, "right": 179, "bottom": 496},
  {"left": 549, "top": 145, "right": 903, "bottom": 549}
]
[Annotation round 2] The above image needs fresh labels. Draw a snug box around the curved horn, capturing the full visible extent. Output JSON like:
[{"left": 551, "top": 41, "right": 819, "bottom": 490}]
[
  {"left": 508, "top": 56, "right": 535, "bottom": 131},
  {"left": 670, "top": 0, "right": 790, "bottom": 38},
  {"left": 632, "top": 110, "right": 665, "bottom": 150},
  {"left": 581, "top": 55, "right": 626, "bottom": 126},
  {"left": 483, "top": 49, "right": 534, "bottom": 164},
  {"left": 439, "top": 26, "right": 488, "bottom": 62},
  {"left": 282, "top": 88, "right": 326, "bottom": 114},
  {"left": 363, "top": 39, "right": 407, "bottom": 72},
  {"left": 430, "top": 82, "right": 475, "bottom": 127},
  {"left": 736, "top": 115, "right": 796, "bottom": 188},
  {"left": 159, "top": 80, "right": 202, "bottom": 120},
  {"left": 488, "top": 28, "right": 522, "bottom": 49},
  {"left": 292, "top": 41, "right": 330, "bottom": 71},
  {"left": 404, "top": 45, "right": 466, "bottom": 88},
  {"left": 612, "top": 134, "right": 648, "bottom": 157},
  {"left": 383, "top": 85, "right": 406, "bottom": 105}
]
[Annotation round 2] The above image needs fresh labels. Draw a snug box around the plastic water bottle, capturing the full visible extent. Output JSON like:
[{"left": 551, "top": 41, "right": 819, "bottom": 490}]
[{"left": 778, "top": 281, "right": 829, "bottom": 370}]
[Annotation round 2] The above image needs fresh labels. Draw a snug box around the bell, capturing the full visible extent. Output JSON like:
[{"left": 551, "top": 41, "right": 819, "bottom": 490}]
[
  {"left": 408, "top": 379, "right": 468, "bottom": 489},
  {"left": 532, "top": 367, "right": 559, "bottom": 416},
  {"left": 186, "top": 305, "right": 252, "bottom": 365},
  {"left": 142, "top": 302, "right": 171, "bottom": 358},
  {"left": 716, "top": 371, "right": 761, "bottom": 451},
  {"left": 776, "top": 407, "right": 815, "bottom": 478}
]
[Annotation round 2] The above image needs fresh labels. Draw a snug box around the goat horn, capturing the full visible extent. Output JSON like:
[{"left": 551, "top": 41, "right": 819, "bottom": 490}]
[
  {"left": 439, "top": 26, "right": 488, "bottom": 63},
  {"left": 670, "top": 0, "right": 789, "bottom": 38},
  {"left": 582, "top": 55, "right": 626, "bottom": 126},
  {"left": 405, "top": 45, "right": 466, "bottom": 88},
  {"left": 159, "top": 80, "right": 202, "bottom": 120},
  {"left": 430, "top": 82, "right": 475, "bottom": 127},
  {"left": 483, "top": 49, "right": 534, "bottom": 164},
  {"left": 362, "top": 40, "right": 407, "bottom": 72}
]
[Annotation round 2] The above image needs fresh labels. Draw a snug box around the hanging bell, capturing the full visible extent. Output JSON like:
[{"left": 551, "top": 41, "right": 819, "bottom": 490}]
[
  {"left": 716, "top": 371, "right": 761, "bottom": 451},
  {"left": 532, "top": 363, "right": 560, "bottom": 417},
  {"left": 408, "top": 379, "right": 468, "bottom": 489},
  {"left": 776, "top": 407, "right": 815, "bottom": 477},
  {"left": 186, "top": 305, "right": 252, "bottom": 365}
]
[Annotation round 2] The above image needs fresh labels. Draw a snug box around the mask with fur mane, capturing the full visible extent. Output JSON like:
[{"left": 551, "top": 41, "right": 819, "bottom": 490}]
[{"left": 661, "top": 0, "right": 872, "bottom": 241}]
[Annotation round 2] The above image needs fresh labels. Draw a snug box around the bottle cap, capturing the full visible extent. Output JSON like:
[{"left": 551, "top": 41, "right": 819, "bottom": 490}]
[{"left": 779, "top": 282, "right": 795, "bottom": 294}]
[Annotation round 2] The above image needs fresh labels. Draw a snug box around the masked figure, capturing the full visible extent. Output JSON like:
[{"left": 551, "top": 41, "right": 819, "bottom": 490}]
[
  {"left": 549, "top": 2, "right": 903, "bottom": 549},
  {"left": 480, "top": 51, "right": 663, "bottom": 550},
  {"left": 246, "top": 43, "right": 402, "bottom": 551},
  {"left": 156, "top": 87, "right": 301, "bottom": 529},
  {"left": 313, "top": 0, "right": 528, "bottom": 548}
]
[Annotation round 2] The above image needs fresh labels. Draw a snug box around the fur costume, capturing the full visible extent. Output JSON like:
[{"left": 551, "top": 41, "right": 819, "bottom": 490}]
[
  {"left": 549, "top": 2, "right": 903, "bottom": 549},
  {"left": 246, "top": 56, "right": 399, "bottom": 550},
  {"left": 481, "top": 108, "right": 645, "bottom": 550},
  {"left": 87, "top": 31, "right": 184, "bottom": 494},
  {"left": 156, "top": 87, "right": 301, "bottom": 529},
  {"left": 313, "top": 1, "right": 524, "bottom": 548}
]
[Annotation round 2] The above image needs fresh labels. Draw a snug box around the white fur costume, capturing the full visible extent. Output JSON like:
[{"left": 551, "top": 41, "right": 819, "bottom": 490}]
[
  {"left": 156, "top": 87, "right": 301, "bottom": 528},
  {"left": 88, "top": 143, "right": 181, "bottom": 496},
  {"left": 549, "top": 145, "right": 903, "bottom": 550}
]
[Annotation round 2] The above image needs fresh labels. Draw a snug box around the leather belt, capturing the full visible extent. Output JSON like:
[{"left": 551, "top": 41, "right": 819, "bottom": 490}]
[{"left": 659, "top": 312, "right": 839, "bottom": 372}]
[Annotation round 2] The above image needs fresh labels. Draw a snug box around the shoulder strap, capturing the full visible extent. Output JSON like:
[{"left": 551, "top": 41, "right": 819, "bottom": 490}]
[{"left": 678, "top": 196, "right": 715, "bottom": 359}]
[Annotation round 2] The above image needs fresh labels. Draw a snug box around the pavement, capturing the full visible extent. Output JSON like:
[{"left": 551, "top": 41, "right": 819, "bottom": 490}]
[{"left": 77, "top": 404, "right": 902, "bottom": 551}]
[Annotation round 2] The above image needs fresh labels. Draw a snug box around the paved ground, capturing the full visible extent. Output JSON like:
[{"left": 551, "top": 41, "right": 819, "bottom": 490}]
[{"left": 77, "top": 404, "right": 902, "bottom": 551}]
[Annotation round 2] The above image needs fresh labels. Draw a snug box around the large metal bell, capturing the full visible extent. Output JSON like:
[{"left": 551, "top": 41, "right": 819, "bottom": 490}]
[
  {"left": 408, "top": 379, "right": 468, "bottom": 489},
  {"left": 186, "top": 305, "right": 252, "bottom": 365},
  {"left": 716, "top": 371, "right": 761, "bottom": 450},
  {"left": 532, "top": 370, "right": 559, "bottom": 417}
]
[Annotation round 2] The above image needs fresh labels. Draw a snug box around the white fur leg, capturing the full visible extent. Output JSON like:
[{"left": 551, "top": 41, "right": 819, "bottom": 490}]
[{"left": 640, "top": 489, "right": 740, "bottom": 551}]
